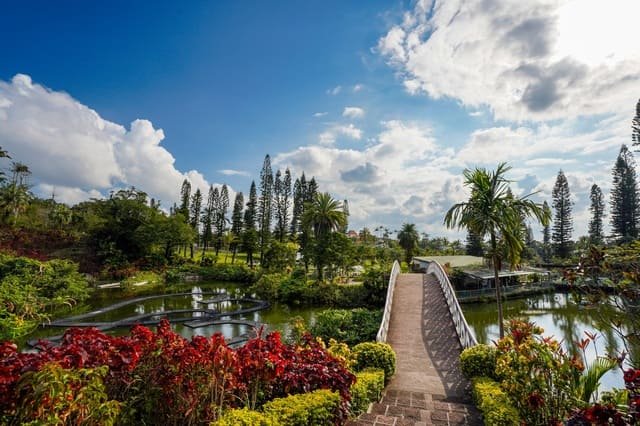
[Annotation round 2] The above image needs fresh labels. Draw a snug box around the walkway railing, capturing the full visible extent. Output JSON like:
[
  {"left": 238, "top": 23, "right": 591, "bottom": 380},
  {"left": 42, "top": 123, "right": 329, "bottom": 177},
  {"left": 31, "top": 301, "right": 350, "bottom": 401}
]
[
  {"left": 376, "top": 260, "right": 401, "bottom": 343},
  {"left": 426, "top": 261, "right": 477, "bottom": 349}
]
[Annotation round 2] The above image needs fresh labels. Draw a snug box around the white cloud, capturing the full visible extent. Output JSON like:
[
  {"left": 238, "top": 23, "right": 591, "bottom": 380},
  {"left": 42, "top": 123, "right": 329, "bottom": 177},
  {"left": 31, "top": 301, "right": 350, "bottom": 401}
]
[
  {"left": 318, "top": 124, "right": 363, "bottom": 145},
  {"left": 218, "top": 169, "right": 251, "bottom": 177},
  {"left": 352, "top": 84, "right": 364, "bottom": 92},
  {"left": 326, "top": 85, "right": 342, "bottom": 95},
  {"left": 342, "top": 107, "right": 365, "bottom": 119},
  {"left": 378, "top": 0, "right": 640, "bottom": 122},
  {"left": 313, "top": 112, "right": 328, "bottom": 117},
  {"left": 0, "top": 74, "right": 225, "bottom": 205}
]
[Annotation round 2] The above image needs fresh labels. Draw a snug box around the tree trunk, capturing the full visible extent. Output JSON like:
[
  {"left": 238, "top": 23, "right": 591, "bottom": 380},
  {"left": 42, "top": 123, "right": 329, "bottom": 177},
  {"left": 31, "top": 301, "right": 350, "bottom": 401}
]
[{"left": 491, "top": 233, "right": 505, "bottom": 338}]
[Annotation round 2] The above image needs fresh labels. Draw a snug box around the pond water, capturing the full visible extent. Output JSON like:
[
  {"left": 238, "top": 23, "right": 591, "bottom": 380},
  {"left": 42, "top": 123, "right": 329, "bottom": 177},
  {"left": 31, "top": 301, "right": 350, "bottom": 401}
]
[
  {"left": 26, "top": 281, "right": 323, "bottom": 347},
  {"left": 462, "top": 292, "right": 626, "bottom": 391}
]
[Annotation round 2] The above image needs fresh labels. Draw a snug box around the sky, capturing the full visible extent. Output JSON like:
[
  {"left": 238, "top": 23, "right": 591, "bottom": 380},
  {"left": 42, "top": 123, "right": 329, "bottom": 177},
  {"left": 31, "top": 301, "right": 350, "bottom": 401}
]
[{"left": 0, "top": 0, "right": 639, "bottom": 240}]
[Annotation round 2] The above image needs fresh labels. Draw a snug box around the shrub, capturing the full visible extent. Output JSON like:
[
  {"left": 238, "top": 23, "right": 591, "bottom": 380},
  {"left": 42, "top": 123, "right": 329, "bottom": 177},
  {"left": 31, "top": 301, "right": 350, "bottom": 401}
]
[
  {"left": 352, "top": 342, "right": 396, "bottom": 383},
  {"left": 459, "top": 344, "right": 498, "bottom": 380},
  {"left": 350, "top": 368, "right": 384, "bottom": 416},
  {"left": 251, "top": 273, "right": 288, "bottom": 300},
  {"left": 471, "top": 377, "right": 520, "bottom": 426},
  {"left": 14, "top": 362, "right": 120, "bottom": 426},
  {"left": 311, "top": 309, "right": 382, "bottom": 346},
  {"left": 262, "top": 389, "right": 341, "bottom": 426},
  {"left": 213, "top": 408, "right": 277, "bottom": 426}
]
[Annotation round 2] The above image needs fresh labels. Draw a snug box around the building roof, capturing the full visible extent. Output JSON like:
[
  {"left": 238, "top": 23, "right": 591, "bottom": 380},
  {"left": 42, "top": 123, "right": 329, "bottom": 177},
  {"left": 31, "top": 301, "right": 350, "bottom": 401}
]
[
  {"left": 461, "top": 267, "right": 550, "bottom": 280},
  {"left": 412, "top": 255, "right": 484, "bottom": 268}
]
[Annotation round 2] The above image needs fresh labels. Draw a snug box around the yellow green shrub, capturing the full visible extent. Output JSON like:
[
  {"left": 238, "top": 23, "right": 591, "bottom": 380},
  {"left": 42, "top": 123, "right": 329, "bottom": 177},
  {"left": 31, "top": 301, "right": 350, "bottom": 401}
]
[
  {"left": 471, "top": 377, "right": 520, "bottom": 426},
  {"left": 352, "top": 342, "right": 396, "bottom": 383},
  {"left": 212, "top": 408, "right": 277, "bottom": 426},
  {"left": 350, "top": 368, "right": 384, "bottom": 416},
  {"left": 262, "top": 389, "right": 341, "bottom": 426}
]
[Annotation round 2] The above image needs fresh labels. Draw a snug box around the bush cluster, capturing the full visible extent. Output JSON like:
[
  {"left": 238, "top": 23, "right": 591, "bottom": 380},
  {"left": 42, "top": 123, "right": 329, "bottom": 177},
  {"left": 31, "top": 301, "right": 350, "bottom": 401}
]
[
  {"left": 0, "top": 253, "right": 90, "bottom": 340},
  {"left": 169, "top": 263, "right": 258, "bottom": 284},
  {"left": 352, "top": 342, "right": 396, "bottom": 384},
  {"left": 0, "top": 321, "right": 355, "bottom": 425},
  {"left": 459, "top": 344, "right": 498, "bottom": 380},
  {"left": 471, "top": 377, "right": 520, "bottom": 426},
  {"left": 311, "top": 309, "right": 382, "bottom": 346},
  {"left": 350, "top": 368, "right": 385, "bottom": 416}
]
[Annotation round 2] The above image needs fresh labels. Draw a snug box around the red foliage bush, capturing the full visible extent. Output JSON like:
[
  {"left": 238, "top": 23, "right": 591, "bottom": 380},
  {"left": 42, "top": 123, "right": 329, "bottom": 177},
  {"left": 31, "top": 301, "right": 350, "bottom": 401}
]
[{"left": 0, "top": 320, "right": 356, "bottom": 425}]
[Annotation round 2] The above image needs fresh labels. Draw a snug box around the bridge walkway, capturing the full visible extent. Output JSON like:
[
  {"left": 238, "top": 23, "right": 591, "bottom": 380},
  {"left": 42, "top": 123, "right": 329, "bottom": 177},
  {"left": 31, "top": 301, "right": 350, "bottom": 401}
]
[{"left": 348, "top": 273, "right": 481, "bottom": 426}]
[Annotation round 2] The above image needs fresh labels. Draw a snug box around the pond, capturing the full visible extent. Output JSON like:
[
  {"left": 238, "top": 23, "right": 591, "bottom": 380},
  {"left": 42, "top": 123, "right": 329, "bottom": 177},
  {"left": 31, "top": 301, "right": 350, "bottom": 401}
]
[
  {"left": 462, "top": 291, "right": 626, "bottom": 391},
  {"left": 25, "top": 281, "right": 323, "bottom": 347}
]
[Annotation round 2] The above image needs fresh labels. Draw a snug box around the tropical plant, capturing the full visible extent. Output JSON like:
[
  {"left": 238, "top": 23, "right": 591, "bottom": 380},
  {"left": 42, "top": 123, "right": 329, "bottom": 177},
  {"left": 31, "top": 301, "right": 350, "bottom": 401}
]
[
  {"left": 302, "top": 192, "right": 347, "bottom": 280},
  {"left": 397, "top": 223, "right": 419, "bottom": 265},
  {"left": 444, "top": 163, "right": 549, "bottom": 337}
]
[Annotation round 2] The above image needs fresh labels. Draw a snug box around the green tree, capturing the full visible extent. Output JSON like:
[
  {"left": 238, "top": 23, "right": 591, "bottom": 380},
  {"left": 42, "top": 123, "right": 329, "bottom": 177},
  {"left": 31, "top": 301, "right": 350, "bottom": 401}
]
[
  {"left": 302, "top": 193, "right": 347, "bottom": 281},
  {"left": 397, "top": 223, "right": 419, "bottom": 265},
  {"left": 189, "top": 189, "right": 202, "bottom": 258},
  {"left": 230, "top": 191, "right": 244, "bottom": 263},
  {"left": 243, "top": 181, "right": 259, "bottom": 267},
  {"left": 274, "top": 168, "right": 292, "bottom": 242},
  {"left": 258, "top": 155, "right": 273, "bottom": 263},
  {"left": 552, "top": 170, "right": 573, "bottom": 258},
  {"left": 48, "top": 203, "right": 72, "bottom": 229},
  {"left": 465, "top": 230, "right": 484, "bottom": 257},
  {"left": 178, "top": 179, "right": 191, "bottom": 219},
  {"left": 610, "top": 144, "right": 639, "bottom": 243},
  {"left": 542, "top": 201, "right": 552, "bottom": 262},
  {"left": 0, "top": 146, "right": 10, "bottom": 183},
  {"left": 201, "top": 186, "right": 216, "bottom": 256},
  {"left": 588, "top": 184, "right": 605, "bottom": 245},
  {"left": 444, "top": 163, "right": 549, "bottom": 338},
  {"left": 632, "top": 98, "right": 640, "bottom": 149},
  {"left": 290, "top": 176, "right": 304, "bottom": 238},
  {"left": 214, "top": 184, "right": 229, "bottom": 256}
]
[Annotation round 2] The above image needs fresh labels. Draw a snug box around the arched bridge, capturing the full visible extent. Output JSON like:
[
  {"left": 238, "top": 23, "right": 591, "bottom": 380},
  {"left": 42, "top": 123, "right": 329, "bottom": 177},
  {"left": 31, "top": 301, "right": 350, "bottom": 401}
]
[{"left": 349, "top": 261, "right": 482, "bottom": 426}]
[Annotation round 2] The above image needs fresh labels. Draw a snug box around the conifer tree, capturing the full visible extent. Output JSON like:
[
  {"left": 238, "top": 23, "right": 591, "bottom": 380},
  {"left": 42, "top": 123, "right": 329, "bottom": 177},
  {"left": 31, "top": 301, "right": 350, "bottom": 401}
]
[
  {"left": 465, "top": 230, "right": 484, "bottom": 256},
  {"left": 273, "top": 168, "right": 292, "bottom": 242},
  {"left": 243, "top": 181, "right": 259, "bottom": 267},
  {"left": 610, "top": 145, "right": 639, "bottom": 242},
  {"left": 552, "top": 171, "right": 573, "bottom": 258},
  {"left": 214, "top": 184, "right": 229, "bottom": 256},
  {"left": 290, "top": 175, "right": 304, "bottom": 238},
  {"left": 189, "top": 188, "right": 202, "bottom": 258},
  {"left": 258, "top": 155, "right": 273, "bottom": 262},
  {"left": 542, "top": 201, "right": 551, "bottom": 262},
  {"left": 179, "top": 179, "right": 191, "bottom": 219},
  {"left": 201, "top": 185, "right": 216, "bottom": 256},
  {"left": 341, "top": 199, "right": 349, "bottom": 233},
  {"left": 588, "top": 184, "right": 605, "bottom": 245},
  {"left": 230, "top": 192, "right": 244, "bottom": 263},
  {"left": 632, "top": 98, "right": 640, "bottom": 149}
]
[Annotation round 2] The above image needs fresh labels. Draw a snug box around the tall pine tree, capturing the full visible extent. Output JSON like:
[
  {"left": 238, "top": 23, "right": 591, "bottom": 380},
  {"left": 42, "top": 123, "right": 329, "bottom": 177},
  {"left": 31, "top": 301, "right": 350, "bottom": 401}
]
[
  {"left": 258, "top": 155, "right": 274, "bottom": 263},
  {"left": 542, "top": 201, "right": 551, "bottom": 262},
  {"left": 632, "top": 98, "right": 640, "bottom": 149},
  {"left": 290, "top": 175, "right": 305, "bottom": 239},
  {"left": 273, "top": 168, "right": 292, "bottom": 242},
  {"left": 610, "top": 145, "right": 639, "bottom": 242},
  {"left": 201, "top": 185, "right": 216, "bottom": 256},
  {"left": 588, "top": 184, "right": 605, "bottom": 245},
  {"left": 230, "top": 192, "right": 244, "bottom": 263},
  {"left": 243, "top": 181, "right": 259, "bottom": 267},
  {"left": 551, "top": 170, "right": 573, "bottom": 258},
  {"left": 214, "top": 184, "right": 229, "bottom": 255},
  {"left": 189, "top": 188, "right": 202, "bottom": 258},
  {"left": 465, "top": 230, "right": 484, "bottom": 256}
]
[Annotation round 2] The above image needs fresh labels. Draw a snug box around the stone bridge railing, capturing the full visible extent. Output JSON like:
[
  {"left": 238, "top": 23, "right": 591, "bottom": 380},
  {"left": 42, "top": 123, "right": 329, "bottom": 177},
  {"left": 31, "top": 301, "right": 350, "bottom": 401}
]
[
  {"left": 426, "top": 261, "right": 478, "bottom": 350},
  {"left": 376, "top": 260, "right": 401, "bottom": 343}
]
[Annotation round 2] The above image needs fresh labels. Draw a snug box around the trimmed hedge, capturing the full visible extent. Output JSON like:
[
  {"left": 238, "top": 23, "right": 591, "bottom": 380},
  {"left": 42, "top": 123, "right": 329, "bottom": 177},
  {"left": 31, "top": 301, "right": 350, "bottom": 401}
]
[
  {"left": 213, "top": 408, "right": 277, "bottom": 426},
  {"left": 352, "top": 342, "right": 396, "bottom": 384},
  {"left": 350, "top": 368, "right": 385, "bottom": 416},
  {"left": 262, "top": 389, "right": 341, "bottom": 426},
  {"left": 311, "top": 309, "right": 382, "bottom": 346},
  {"left": 460, "top": 344, "right": 498, "bottom": 380},
  {"left": 471, "top": 377, "right": 520, "bottom": 426}
]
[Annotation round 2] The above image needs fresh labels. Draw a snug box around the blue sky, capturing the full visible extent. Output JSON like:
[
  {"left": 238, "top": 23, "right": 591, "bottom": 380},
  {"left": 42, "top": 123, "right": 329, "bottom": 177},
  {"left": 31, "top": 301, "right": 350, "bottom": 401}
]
[{"left": 1, "top": 0, "right": 639, "bottom": 239}]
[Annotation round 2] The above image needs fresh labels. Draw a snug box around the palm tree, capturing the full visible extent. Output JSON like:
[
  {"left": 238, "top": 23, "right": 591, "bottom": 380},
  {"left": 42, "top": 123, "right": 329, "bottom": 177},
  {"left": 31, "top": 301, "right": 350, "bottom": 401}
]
[
  {"left": 444, "top": 163, "right": 549, "bottom": 338},
  {"left": 302, "top": 192, "right": 347, "bottom": 280},
  {"left": 397, "top": 223, "right": 419, "bottom": 265}
]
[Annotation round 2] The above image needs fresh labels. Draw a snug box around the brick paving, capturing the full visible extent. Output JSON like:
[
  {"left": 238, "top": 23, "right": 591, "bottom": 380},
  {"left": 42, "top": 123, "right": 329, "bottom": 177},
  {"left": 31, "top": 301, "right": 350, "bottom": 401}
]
[{"left": 347, "top": 273, "right": 482, "bottom": 426}]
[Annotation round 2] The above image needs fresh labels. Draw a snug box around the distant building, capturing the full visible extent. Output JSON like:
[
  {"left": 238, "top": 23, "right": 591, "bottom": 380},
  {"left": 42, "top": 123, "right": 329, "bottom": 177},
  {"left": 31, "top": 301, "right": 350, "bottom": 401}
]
[{"left": 347, "top": 230, "right": 359, "bottom": 240}]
